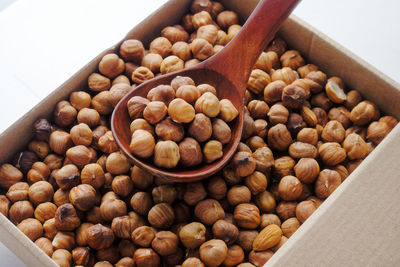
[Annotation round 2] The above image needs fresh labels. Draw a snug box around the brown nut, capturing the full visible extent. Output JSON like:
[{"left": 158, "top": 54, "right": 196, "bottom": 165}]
[
  {"left": 212, "top": 118, "right": 232, "bottom": 144},
  {"left": 87, "top": 224, "right": 115, "bottom": 250},
  {"left": 130, "top": 129, "right": 155, "bottom": 159},
  {"left": 9, "top": 200, "right": 34, "bottom": 224},
  {"left": 260, "top": 214, "right": 281, "bottom": 228},
  {"left": 188, "top": 113, "right": 212, "bottom": 142},
  {"left": 304, "top": 71, "right": 326, "bottom": 94},
  {"left": 70, "top": 91, "right": 91, "bottom": 111},
  {"left": 69, "top": 184, "right": 96, "bottom": 211},
  {"left": 223, "top": 245, "right": 245, "bottom": 267},
  {"left": 149, "top": 37, "right": 172, "bottom": 57},
  {"left": 182, "top": 257, "right": 205, "bottom": 267},
  {"left": 130, "top": 191, "right": 152, "bottom": 216},
  {"left": 325, "top": 78, "right": 347, "bottom": 103},
  {"left": 49, "top": 130, "right": 73, "bottom": 155},
  {"left": 179, "top": 222, "right": 206, "bottom": 249},
  {"left": 55, "top": 164, "right": 80, "bottom": 190},
  {"left": 231, "top": 151, "right": 256, "bottom": 177},
  {"left": 276, "top": 201, "right": 297, "bottom": 220},
  {"left": 66, "top": 145, "right": 92, "bottom": 169},
  {"left": 318, "top": 142, "right": 347, "bottom": 166},
  {"left": 134, "top": 248, "right": 160, "bottom": 267},
  {"left": 52, "top": 249, "right": 72, "bottom": 267},
  {"left": 311, "top": 92, "right": 332, "bottom": 111},
  {"left": 130, "top": 118, "right": 155, "bottom": 135},
  {"left": 268, "top": 103, "right": 289, "bottom": 124},
  {"left": 100, "top": 199, "right": 127, "bottom": 222},
  {"left": 34, "top": 202, "right": 57, "bottom": 223},
  {"left": 192, "top": 11, "right": 213, "bottom": 29},
  {"left": 154, "top": 140, "right": 180, "bottom": 168},
  {"left": 120, "top": 39, "right": 145, "bottom": 63},
  {"left": 151, "top": 231, "right": 179, "bottom": 256},
  {"left": 327, "top": 106, "right": 352, "bottom": 129},
  {"left": 28, "top": 181, "right": 54, "bottom": 205},
  {"left": 301, "top": 105, "right": 318, "bottom": 127},
  {"left": 99, "top": 53, "right": 125, "bottom": 78},
  {"left": 296, "top": 200, "right": 317, "bottom": 223},
  {"left": 281, "top": 84, "right": 307, "bottom": 109},
  {"left": 155, "top": 117, "right": 184, "bottom": 142},
  {"left": 197, "top": 24, "right": 218, "bottom": 44},
  {"left": 35, "top": 237, "right": 54, "bottom": 257},
  {"left": 54, "top": 203, "right": 80, "bottom": 231},
  {"left": 112, "top": 175, "right": 133, "bottom": 198},
  {"left": 179, "top": 137, "right": 203, "bottom": 167},
  {"left": 203, "top": 140, "right": 223, "bottom": 163},
  {"left": 256, "top": 51, "right": 280, "bottom": 73},
  {"left": 297, "top": 64, "right": 318, "bottom": 78},
  {"left": 245, "top": 171, "right": 268, "bottom": 195},
  {"left": 168, "top": 98, "right": 196, "bottom": 123},
  {"left": 141, "top": 53, "right": 163, "bottom": 73},
  {"left": 0, "top": 195, "right": 10, "bottom": 217},
  {"left": 294, "top": 158, "right": 320, "bottom": 184},
  {"left": 344, "top": 89, "right": 363, "bottom": 110},
  {"left": 312, "top": 107, "right": 328, "bottom": 126},
  {"left": 77, "top": 108, "right": 100, "bottom": 128},
  {"left": 195, "top": 199, "right": 225, "bottom": 225},
  {"left": 287, "top": 113, "right": 306, "bottom": 138},
  {"left": 199, "top": 239, "right": 228, "bottom": 267},
  {"left": 148, "top": 203, "right": 175, "bottom": 228},
  {"left": 6, "top": 182, "right": 29, "bottom": 202},
  {"left": 249, "top": 250, "right": 274, "bottom": 266},
  {"left": 190, "top": 38, "right": 214, "bottom": 60},
  {"left": 81, "top": 163, "right": 105, "bottom": 189},
  {"left": 227, "top": 185, "right": 251, "bottom": 206},
  {"left": 183, "top": 182, "right": 207, "bottom": 206},
  {"left": 171, "top": 75, "right": 195, "bottom": 91},
  {"left": 271, "top": 67, "right": 298, "bottom": 85},
  {"left": 315, "top": 169, "right": 342, "bottom": 199},
  {"left": 70, "top": 123, "right": 93, "bottom": 146},
  {"left": 75, "top": 222, "right": 94, "bottom": 246},
  {"left": 281, "top": 217, "right": 300, "bottom": 238},
  {"left": 143, "top": 101, "right": 167, "bottom": 125},
  {"left": 263, "top": 80, "right": 285, "bottom": 105},
  {"left": 17, "top": 218, "right": 43, "bottom": 241},
  {"left": 160, "top": 55, "right": 184, "bottom": 74},
  {"left": 343, "top": 133, "right": 368, "bottom": 160},
  {"left": 72, "top": 247, "right": 91, "bottom": 266},
  {"left": 197, "top": 83, "right": 217, "bottom": 95},
  {"left": 131, "top": 226, "right": 155, "bottom": 247},
  {"left": 130, "top": 166, "right": 154, "bottom": 190},
  {"left": 54, "top": 101, "right": 77, "bottom": 127},
  {"left": 109, "top": 83, "right": 131, "bottom": 108},
  {"left": 366, "top": 121, "right": 392, "bottom": 145},
  {"left": 267, "top": 123, "right": 292, "bottom": 151},
  {"left": 217, "top": 10, "right": 239, "bottom": 29},
  {"left": 297, "top": 128, "right": 318, "bottom": 145},
  {"left": 288, "top": 141, "right": 317, "bottom": 159},
  {"left": 280, "top": 50, "right": 305, "bottom": 69},
  {"left": 234, "top": 203, "right": 260, "bottom": 229},
  {"left": 88, "top": 73, "right": 111, "bottom": 92},
  {"left": 195, "top": 92, "right": 221, "bottom": 117},
  {"left": 52, "top": 231, "right": 75, "bottom": 250},
  {"left": 147, "top": 84, "right": 175, "bottom": 105},
  {"left": 273, "top": 156, "right": 295, "bottom": 179},
  {"left": 253, "top": 224, "right": 282, "bottom": 251},
  {"left": 152, "top": 185, "right": 176, "bottom": 204},
  {"left": 110, "top": 215, "right": 136, "bottom": 239},
  {"left": 321, "top": 120, "right": 346, "bottom": 143},
  {"left": 278, "top": 175, "right": 303, "bottom": 201},
  {"left": 33, "top": 118, "right": 52, "bottom": 142},
  {"left": 172, "top": 41, "right": 192, "bottom": 61},
  {"left": 206, "top": 177, "right": 227, "bottom": 200},
  {"left": 212, "top": 219, "right": 239, "bottom": 245},
  {"left": 176, "top": 85, "right": 201, "bottom": 104},
  {"left": 247, "top": 100, "right": 269, "bottom": 119},
  {"left": 254, "top": 119, "right": 268, "bottom": 138},
  {"left": 247, "top": 69, "right": 271, "bottom": 95}
]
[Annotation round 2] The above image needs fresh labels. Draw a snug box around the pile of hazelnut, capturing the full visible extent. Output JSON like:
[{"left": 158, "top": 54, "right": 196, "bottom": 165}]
[
  {"left": 127, "top": 77, "right": 238, "bottom": 168},
  {"left": 0, "top": 0, "right": 397, "bottom": 266}
]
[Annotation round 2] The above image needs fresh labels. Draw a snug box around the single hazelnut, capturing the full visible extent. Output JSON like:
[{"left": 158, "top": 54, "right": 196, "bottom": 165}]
[
  {"left": 301, "top": 105, "right": 318, "bottom": 127},
  {"left": 131, "top": 66, "right": 154, "bottom": 84},
  {"left": 152, "top": 185, "right": 176, "bottom": 204},
  {"left": 227, "top": 185, "right": 251, "bottom": 206},
  {"left": 200, "top": 239, "right": 228, "bottom": 267},
  {"left": 113, "top": 74, "right": 131, "bottom": 86},
  {"left": 130, "top": 165, "right": 154, "bottom": 190},
  {"left": 110, "top": 175, "right": 133, "bottom": 198},
  {"left": 245, "top": 171, "right": 267, "bottom": 195},
  {"left": 195, "top": 92, "right": 221, "bottom": 117},
  {"left": 188, "top": 113, "right": 212, "bottom": 142},
  {"left": 249, "top": 250, "right": 274, "bottom": 266},
  {"left": 141, "top": 53, "right": 163, "bottom": 73},
  {"left": 247, "top": 100, "right": 269, "bottom": 119},
  {"left": 171, "top": 75, "right": 195, "bottom": 91},
  {"left": 288, "top": 141, "right": 317, "bottom": 159},
  {"left": 182, "top": 257, "right": 205, "bottom": 267},
  {"left": 110, "top": 215, "right": 135, "bottom": 239},
  {"left": 253, "top": 119, "right": 268, "bottom": 138},
  {"left": 272, "top": 156, "right": 295, "bottom": 179},
  {"left": 87, "top": 224, "right": 115, "bottom": 250},
  {"left": 88, "top": 73, "right": 111, "bottom": 92},
  {"left": 99, "top": 53, "right": 125, "bottom": 78},
  {"left": 231, "top": 151, "right": 256, "bottom": 177},
  {"left": 267, "top": 37, "right": 287, "bottom": 56},
  {"left": 247, "top": 69, "right": 271, "bottom": 95},
  {"left": 172, "top": 41, "right": 192, "bottom": 61},
  {"left": 52, "top": 231, "right": 75, "bottom": 250},
  {"left": 276, "top": 201, "right": 297, "bottom": 220},
  {"left": 0, "top": 195, "right": 10, "bottom": 217},
  {"left": 49, "top": 130, "right": 72, "bottom": 155},
  {"left": 190, "top": 38, "right": 214, "bottom": 60},
  {"left": 206, "top": 176, "right": 227, "bottom": 200},
  {"left": 260, "top": 213, "right": 281, "bottom": 228},
  {"left": 52, "top": 249, "right": 72, "bottom": 267},
  {"left": 203, "top": 140, "right": 223, "bottom": 163},
  {"left": 55, "top": 164, "right": 80, "bottom": 190},
  {"left": 327, "top": 107, "right": 351, "bottom": 129},
  {"left": 28, "top": 141, "right": 49, "bottom": 162},
  {"left": 343, "top": 133, "right": 368, "bottom": 160},
  {"left": 197, "top": 24, "right": 218, "bottom": 44},
  {"left": 223, "top": 245, "right": 245, "bottom": 267},
  {"left": 297, "top": 64, "right": 318, "bottom": 78},
  {"left": 318, "top": 142, "right": 347, "bottom": 166},
  {"left": 280, "top": 50, "right": 304, "bottom": 70},
  {"left": 183, "top": 182, "right": 207, "bottom": 206},
  {"left": 94, "top": 261, "right": 113, "bottom": 267},
  {"left": 75, "top": 222, "right": 94, "bottom": 246},
  {"left": 321, "top": 120, "right": 346, "bottom": 143},
  {"left": 120, "top": 39, "right": 144, "bottom": 63},
  {"left": 311, "top": 92, "right": 332, "bottom": 111},
  {"left": 315, "top": 169, "right": 342, "bottom": 199},
  {"left": 100, "top": 199, "right": 127, "bottom": 222},
  {"left": 148, "top": 203, "right": 175, "bottom": 228},
  {"left": 281, "top": 217, "right": 300, "bottom": 238},
  {"left": 247, "top": 135, "right": 267, "bottom": 152},
  {"left": 179, "top": 222, "right": 206, "bottom": 249},
  {"left": 9, "top": 200, "right": 34, "bottom": 224},
  {"left": 344, "top": 89, "right": 363, "bottom": 110},
  {"left": 53, "top": 188, "right": 70, "bottom": 207},
  {"left": 106, "top": 152, "right": 131, "bottom": 175},
  {"left": 6, "top": 182, "right": 29, "bottom": 202},
  {"left": 195, "top": 199, "right": 225, "bottom": 225},
  {"left": 168, "top": 98, "right": 196, "bottom": 123},
  {"left": 256, "top": 51, "right": 280, "bottom": 73},
  {"left": 72, "top": 247, "right": 91, "bottom": 266},
  {"left": 109, "top": 83, "right": 132, "bottom": 108},
  {"left": 297, "top": 128, "right": 318, "bottom": 145},
  {"left": 130, "top": 191, "right": 152, "bottom": 216},
  {"left": 294, "top": 158, "right": 320, "bottom": 184},
  {"left": 35, "top": 237, "right": 54, "bottom": 257},
  {"left": 366, "top": 121, "right": 392, "bottom": 145},
  {"left": 179, "top": 137, "right": 203, "bottom": 167},
  {"left": 234, "top": 203, "right": 261, "bottom": 229},
  {"left": 325, "top": 77, "right": 347, "bottom": 103},
  {"left": 70, "top": 91, "right": 91, "bottom": 111},
  {"left": 296, "top": 200, "right": 317, "bottom": 223},
  {"left": 70, "top": 123, "right": 93, "bottom": 147},
  {"left": 192, "top": 11, "right": 213, "bottom": 29},
  {"left": 154, "top": 140, "right": 180, "bottom": 168},
  {"left": 281, "top": 84, "right": 307, "bottom": 109},
  {"left": 287, "top": 112, "right": 306, "bottom": 136},
  {"left": 131, "top": 226, "right": 155, "bottom": 247},
  {"left": 17, "top": 218, "right": 43, "bottom": 241},
  {"left": 34, "top": 202, "right": 57, "bottom": 223},
  {"left": 80, "top": 163, "right": 105, "bottom": 189},
  {"left": 210, "top": 0, "right": 224, "bottom": 18},
  {"left": 53, "top": 101, "right": 77, "bottom": 127},
  {"left": 267, "top": 123, "right": 292, "bottom": 151},
  {"left": 133, "top": 248, "right": 160, "bottom": 267},
  {"left": 54, "top": 203, "right": 80, "bottom": 231},
  {"left": 33, "top": 118, "right": 52, "bottom": 141},
  {"left": 268, "top": 103, "right": 289, "bottom": 124},
  {"left": 176, "top": 85, "right": 201, "bottom": 104},
  {"left": 304, "top": 71, "right": 326, "bottom": 94},
  {"left": 146, "top": 85, "right": 175, "bottom": 106},
  {"left": 278, "top": 175, "right": 302, "bottom": 201},
  {"left": 149, "top": 37, "right": 172, "bottom": 58},
  {"left": 28, "top": 181, "right": 54, "bottom": 205},
  {"left": 253, "top": 191, "right": 275, "bottom": 214},
  {"left": 271, "top": 67, "right": 298, "bottom": 84},
  {"left": 197, "top": 83, "right": 217, "bottom": 95},
  {"left": 69, "top": 184, "right": 96, "bottom": 211},
  {"left": 238, "top": 142, "right": 252, "bottom": 153},
  {"left": 151, "top": 231, "right": 179, "bottom": 256},
  {"left": 217, "top": 10, "right": 239, "bottom": 29},
  {"left": 160, "top": 55, "right": 184, "bottom": 74},
  {"left": 237, "top": 230, "right": 259, "bottom": 253},
  {"left": 65, "top": 145, "right": 92, "bottom": 169},
  {"left": 77, "top": 108, "right": 100, "bottom": 128},
  {"left": 212, "top": 219, "right": 239, "bottom": 245}
]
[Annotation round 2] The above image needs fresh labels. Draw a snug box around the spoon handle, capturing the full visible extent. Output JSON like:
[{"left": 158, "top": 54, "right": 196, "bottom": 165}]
[{"left": 205, "top": 0, "right": 300, "bottom": 94}]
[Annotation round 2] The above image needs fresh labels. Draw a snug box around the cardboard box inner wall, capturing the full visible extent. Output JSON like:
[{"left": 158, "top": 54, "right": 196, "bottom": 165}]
[{"left": 0, "top": 0, "right": 399, "bottom": 266}]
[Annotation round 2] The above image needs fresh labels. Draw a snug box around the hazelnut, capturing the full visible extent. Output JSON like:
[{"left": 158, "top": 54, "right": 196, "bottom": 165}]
[
  {"left": 247, "top": 69, "right": 271, "bottom": 95},
  {"left": 189, "top": 113, "right": 212, "bottom": 142},
  {"left": 99, "top": 53, "right": 125, "bottom": 78},
  {"left": 195, "top": 199, "right": 225, "bottom": 225},
  {"left": 17, "top": 218, "right": 43, "bottom": 241},
  {"left": 278, "top": 175, "right": 302, "bottom": 201},
  {"left": 9, "top": 200, "right": 34, "bottom": 224},
  {"left": 318, "top": 142, "right": 347, "bottom": 166},
  {"left": 321, "top": 120, "right": 346, "bottom": 143},
  {"left": 212, "top": 219, "right": 239, "bottom": 245},
  {"left": 312, "top": 107, "right": 328, "bottom": 126},
  {"left": 52, "top": 231, "right": 75, "bottom": 250},
  {"left": 268, "top": 103, "right": 289, "bottom": 124},
  {"left": 267, "top": 36, "right": 287, "bottom": 56},
  {"left": 332, "top": 165, "right": 349, "bottom": 182},
  {"left": 344, "top": 89, "right": 363, "bottom": 110},
  {"left": 325, "top": 78, "right": 347, "bottom": 103},
  {"left": 367, "top": 121, "right": 392, "bottom": 145},
  {"left": 29, "top": 140, "right": 50, "bottom": 160},
  {"left": 195, "top": 92, "right": 221, "bottom": 117},
  {"left": 109, "top": 83, "right": 132, "bottom": 108},
  {"left": 301, "top": 105, "right": 318, "bottom": 127},
  {"left": 267, "top": 123, "right": 292, "bottom": 151},
  {"left": 203, "top": 140, "right": 223, "bottom": 163},
  {"left": 172, "top": 41, "right": 192, "bottom": 60},
  {"left": 234, "top": 203, "right": 261, "bottom": 229},
  {"left": 245, "top": 171, "right": 267, "bottom": 195},
  {"left": 345, "top": 125, "right": 367, "bottom": 140},
  {"left": 113, "top": 73, "right": 131, "bottom": 84},
  {"left": 315, "top": 169, "right": 342, "bottom": 199},
  {"left": 131, "top": 226, "right": 155, "bottom": 247},
  {"left": 66, "top": 145, "right": 92, "bottom": 169},
  {"left": 217, "top": 99, "right": 238, "bottom": 122},
  {"left": 287, "top": 112, "right": 305, "bottom": 137},
  {"left": 246, "top": 136, "right": 267, "bottom": 151},
  {"left": 227, "top": 185, "right": 251, "bottom": 206},
  {"left": 304, "top": 71, "right": 326, "bottom": 94},
  {"left": 34, "top": 202, "right": 57, "bottom": 222},
  {"left": 209, "top": 118, "right": 232, "bottom": 145},
  {"left": 110, "top": 215, "right": 136, "bottom": 239},
  {"left": 151, "top": 231, "right": 179, "bottom": 255},
  {"left": 206, "top": 177, "right": 227, "bottom": 200},
  {"left": 154, "top": 140, "right": 180, "bottom": 168},
  {"left": 133, "top": 248, "right": 160, "bottom": 267},
  {"left": 70, "top": 123, "right": 93, "bottom": 146},
  {"left": 199, "top": 239, "right": 228, "bottom": 267},
  {"left": 130, "top": 191, "right": 152, "bottom": 215},
  {"left": 160, "top": 55, "right": 184, "bottom": 74},
  {"left": 237, "top": 230, "right": 259, "bottom": 252},
  {"left": 131, "top": 66, "right": 154, "bottom": 84},
  {"left": 111, "top": 175, "right": 133, "bottom": 198},
  {"left": 254, "top": 190, "right": 276, "bottom": 213},
  {"left": 70, "top": 91, "right": 91, "bottom": 111},
  {"left": 197, "top": 24, "right": 218, "bottom": 44},
  {"left": 256, "top": 51, "right": 280, "bottom": 73},
  {"left": 238, "top": 142, "right": 252, "bottom": 153},
  {"left": 149, "top": 37, "right": 172, "bottom": 57},
  {"left": 197, "top": 83, "right": 217, "bottom": 95},
  {"left": 148, "top": 203, "right": 175, "bottom": 228},
  {"left": 327, "top": 107, "right": 351, "bottom": 130},
  {"left": 81, "top": 163, "right": 105, "bottom": 189},
  {"left": 6, "top": 182, "right": 29, "bottom": 202},
  {"left": 297, "top": 127, "right": 318, "bottom": 145},
  {"left": 179, "top": 137, "right": 203, "bottom": 167},
  {"left": 179, "top": 222, "right": 206, "bottom": 248},
  {"left": 35, "top": 237, "right": 54, "bottom": 257},
  {"left": 141, "top": 53, "right": 163, "bottom": 73},
  {"left": 53, "top": 188, "right": 70, "bottom": 207},
  {"left": 94, "top": 261, "right": 113, "bottom": 267},
  {"left": 271, "top": 67, "right": 298, "bottom": 85},
  {"left": 55, "top": 164, "right": 80, "bottom": 190},
  {"left": 69, "top": 184, "right": 96, "bottom": 211},
  {"left": 217, "top": 10, "right": 239, "bottom": 29},
  {"left": 231, "top": 151, "right": 256, "bottom": 177},
  {"left": 142, "top": 101, "right": 167, "bottom": 125},
  {"left": 118, "top": 240, "right": 136, "bottom": 258},
  {"left": 87, "top": 224, "right": 115, "bottom": 250},
  {"left": 343, "top": 133, "right": 368, "bottom": 160},
  {"left": 192, "top": 11, "right": 213, "bottom": 29},
  {"left": 253, "top": 119, "right": 268, "bottom": 138},
  {"left": 54, "top": 101, "right": 77, "bottom": 127},
  {"left": 75, "top": 222, "right": 94, "bottom": 246},
  {"left": 100, "top": 199, "right": 127, "bottom": 222},
  {"left": 297, "top": 64, "right": 318, "bottom": 78},
  {"left": 106, "top": 152, "right": 131, "bottom": 175},
  {"left": 190, "top": 38, "right": 213, "bottom": 60},
  {"left": 281, "top": 84, "right": 307, "bottom": 109},
  {"left": 171, "top": 75, "right": 195, "bottom": 91},
  {"left": 168, "top": 98, "right": 196, "bottom": 123},
  {"left": 223, "top": 245, "right": 245, "bottom": 267},
  {"left": 247, "top": 100, "right": 269, "bottom": 119},
  {"left": 281, "top": 217, "right": 300, "bottom": 238},
  {"left": 311, "top": 92, "right": 332, "bottom": 111},
  {"left": 273, "top": 156, "right": 295, "bottom": 179},
  {"left": 183, "top": 182, "right": 207, "bottom": 206},
  {"left": 120, "top": 39, "right": 144, "bottom": 63},
  {"left": 176, "top": 85, "right": 201, "bottom": 104},
  {"left": 34, "top": 118, "right": 52, "bottom": 141},
  {"left": 260, "top": 214, "right": 281, "bottom": 228},
  {"left": 52, "top": 249, "right": 72, "bottom": 267},
  {"left": 130, "top": 118, "right": 154, "bottom": 136},
  {"left": 288, "top": 141, "right": 317, "bottom": 159},
  {"left": 280, "top": 50, "right": 304, "bottom": 70},
  {"left": 296, "top": 200, "right": 317, "bottom": 223},
  {"left": 130, "top": 166, "right": 154, "bottom": 190},
  {"left": 210, "top": 1, "right": 224, "bottom": 18},
  {"left": 28, "top": 181, "right": 54, "bottom": 205},
  {"left": 182, "top": 257, "right": 205, "bottom": 267},
  {"left": 249, "top": 250, "right": 274, "bottom": 266},
  {"left": 0, "top": 195, "right": 10, "bottom": 217},
  {"left": 147, "top": 85, "right": 175, "bottom": 106},
  {"left": 77, "top": 108, "right": 100, "bottom": 127},
  {"left": 54, "top": 203, "right": 81, "bottom": 231},
  {"left": 276, "top": 201, "right": 297, "bottom": 220},
  {"left": 294, "top": 158, "right": 320, "bottom": 184},
  {"left": 97, "top": 130, "right": 118, "bottom": 153},
  {"left": 49, "top": 130, "right": 73, "bottom": 155},
  {"left": 72, "top": 247, "right": 91, "bottom": 266},
  {"left": 152, "top": 185, "right": 176, "bottom": 204}
]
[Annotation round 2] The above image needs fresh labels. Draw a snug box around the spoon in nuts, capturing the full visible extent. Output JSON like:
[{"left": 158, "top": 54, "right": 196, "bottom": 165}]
[{"left": 112, "top": 0, "right": 301, "bottom": 182}]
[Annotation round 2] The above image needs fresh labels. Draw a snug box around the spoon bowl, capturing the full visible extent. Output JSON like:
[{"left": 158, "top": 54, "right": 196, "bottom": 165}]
[{"left": 112, "top": 0, "right": 300, "bottom": 182}]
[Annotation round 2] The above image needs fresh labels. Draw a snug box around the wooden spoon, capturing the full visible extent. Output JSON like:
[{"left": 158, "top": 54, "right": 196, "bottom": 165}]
[{"left": 112, "top": 0, "right": 300, "bottom": 182}]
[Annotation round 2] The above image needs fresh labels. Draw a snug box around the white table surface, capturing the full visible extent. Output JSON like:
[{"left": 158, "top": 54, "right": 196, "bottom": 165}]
[{"left": 0, "top": 0, "right": 399, "bottom": 266}]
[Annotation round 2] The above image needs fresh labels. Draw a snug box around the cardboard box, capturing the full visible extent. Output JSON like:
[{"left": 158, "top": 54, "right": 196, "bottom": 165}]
[{"left": 0, "top": 0, "right": 399, "bottom": 266}]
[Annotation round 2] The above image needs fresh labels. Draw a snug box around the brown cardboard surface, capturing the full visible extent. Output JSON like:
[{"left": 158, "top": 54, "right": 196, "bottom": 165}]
[{"left": 0, "top": 0, "right": 399, "bottom": 266}]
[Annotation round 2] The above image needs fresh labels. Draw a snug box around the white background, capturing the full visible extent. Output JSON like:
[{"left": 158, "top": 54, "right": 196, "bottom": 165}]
[{"left": 0, "top": 0, "right": 399, "bottom": 266}]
